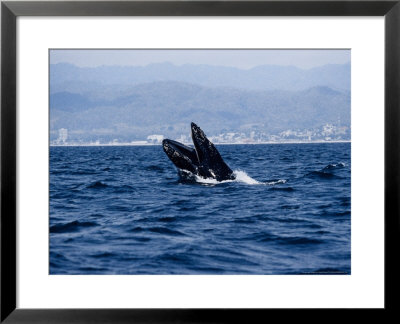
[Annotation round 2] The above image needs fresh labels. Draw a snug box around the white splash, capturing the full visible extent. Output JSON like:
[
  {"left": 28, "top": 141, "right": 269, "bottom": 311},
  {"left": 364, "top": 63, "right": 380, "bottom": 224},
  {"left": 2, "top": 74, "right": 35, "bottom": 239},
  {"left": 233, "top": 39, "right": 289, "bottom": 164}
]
[
  {"left": 186, "top": 169, "right": 286, "bottom": 186},
  {"left": 232, "top": 170, "right": 262, "bottom": 185},
  {"left": 194, "top": 175, "right": 231, "bottom": 185},
  {"left": 193, "top": 170, "right": 261, "bottom": 185}
]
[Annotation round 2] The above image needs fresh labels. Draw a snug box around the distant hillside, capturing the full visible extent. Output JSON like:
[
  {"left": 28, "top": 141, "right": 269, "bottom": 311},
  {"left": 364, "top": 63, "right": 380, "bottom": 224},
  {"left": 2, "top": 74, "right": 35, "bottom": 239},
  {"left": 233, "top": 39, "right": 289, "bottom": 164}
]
[
  {"left": 50, "top": 81, "right": 350, "bottom": 143},
  {"left": 50, "top": 62, "right": 350, "bottom": 93}
]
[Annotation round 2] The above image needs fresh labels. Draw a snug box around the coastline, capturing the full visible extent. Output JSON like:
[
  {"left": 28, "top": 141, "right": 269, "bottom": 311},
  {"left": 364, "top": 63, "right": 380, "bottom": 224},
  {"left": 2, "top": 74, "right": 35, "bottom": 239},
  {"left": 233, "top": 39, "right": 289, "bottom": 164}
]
[{"left": 50, "top": 140, "right": 351, "bottom": 147}]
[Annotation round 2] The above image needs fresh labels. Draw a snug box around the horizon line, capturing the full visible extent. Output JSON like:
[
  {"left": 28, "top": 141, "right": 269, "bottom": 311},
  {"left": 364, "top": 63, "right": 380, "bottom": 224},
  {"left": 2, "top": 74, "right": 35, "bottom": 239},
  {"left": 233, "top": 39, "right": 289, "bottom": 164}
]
[{"left": 50, "top": 140, "right": 351, "bottom": 147}]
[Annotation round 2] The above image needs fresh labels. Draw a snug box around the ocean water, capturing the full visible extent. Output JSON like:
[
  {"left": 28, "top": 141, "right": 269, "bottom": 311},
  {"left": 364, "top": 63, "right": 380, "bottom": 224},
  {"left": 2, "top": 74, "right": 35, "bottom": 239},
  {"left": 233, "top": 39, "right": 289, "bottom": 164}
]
[{"left": 50, "top": 143, "right": 351, "bottom": 275}]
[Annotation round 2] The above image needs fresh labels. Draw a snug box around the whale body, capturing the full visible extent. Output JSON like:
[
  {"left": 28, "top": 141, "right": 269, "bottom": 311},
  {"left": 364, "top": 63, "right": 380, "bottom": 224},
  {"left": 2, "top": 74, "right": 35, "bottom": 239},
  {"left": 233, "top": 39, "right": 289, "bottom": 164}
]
[{"left": 163, "top": 123, "right": 235, "bottom": 181}]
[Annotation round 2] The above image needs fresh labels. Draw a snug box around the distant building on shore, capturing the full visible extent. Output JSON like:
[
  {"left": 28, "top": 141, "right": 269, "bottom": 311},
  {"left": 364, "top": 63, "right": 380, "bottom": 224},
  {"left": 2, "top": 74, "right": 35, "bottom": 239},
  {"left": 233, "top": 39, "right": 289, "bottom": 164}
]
[
  {"left": 57, "top": 128, "right": 68, "bottom": 144},
  {"left": 147, "top": 134, "right": 164, "bottom": 144}
]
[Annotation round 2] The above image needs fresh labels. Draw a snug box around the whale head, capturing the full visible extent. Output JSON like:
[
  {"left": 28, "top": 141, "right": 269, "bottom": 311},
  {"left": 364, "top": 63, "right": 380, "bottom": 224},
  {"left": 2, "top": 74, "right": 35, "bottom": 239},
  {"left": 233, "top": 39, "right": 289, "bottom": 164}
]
[
  {"left": 162, "top": 122, "right": 234, "bottom": 182},
  {"left": 162, "top": 138, "right": 199, "bottom": 174}
]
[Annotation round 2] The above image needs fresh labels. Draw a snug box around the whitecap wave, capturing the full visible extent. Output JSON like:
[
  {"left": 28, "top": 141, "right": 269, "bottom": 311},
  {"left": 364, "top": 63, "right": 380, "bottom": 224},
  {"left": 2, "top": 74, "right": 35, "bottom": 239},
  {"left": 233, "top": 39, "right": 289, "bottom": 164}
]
[
  {"left": 266, "top": 179, "right": 287, "bottom": 185},
  {"left": 323, "top": 162, "right": 346, "bottom": 170}
]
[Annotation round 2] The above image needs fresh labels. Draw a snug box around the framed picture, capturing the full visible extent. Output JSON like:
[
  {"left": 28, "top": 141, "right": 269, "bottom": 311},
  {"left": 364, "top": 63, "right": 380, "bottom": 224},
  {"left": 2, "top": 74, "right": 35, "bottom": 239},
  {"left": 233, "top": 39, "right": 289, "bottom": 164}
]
[{"left": 1, "top": 0, "right": 399, "bottom": 322}]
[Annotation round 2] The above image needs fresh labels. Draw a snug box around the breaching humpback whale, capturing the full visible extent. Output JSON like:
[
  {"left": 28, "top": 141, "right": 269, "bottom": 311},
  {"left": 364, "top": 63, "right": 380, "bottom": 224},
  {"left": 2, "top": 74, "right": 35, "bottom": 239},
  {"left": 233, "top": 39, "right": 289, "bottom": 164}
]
[{"left": 163, "top": 123, "right": 235, "bottom": 181}]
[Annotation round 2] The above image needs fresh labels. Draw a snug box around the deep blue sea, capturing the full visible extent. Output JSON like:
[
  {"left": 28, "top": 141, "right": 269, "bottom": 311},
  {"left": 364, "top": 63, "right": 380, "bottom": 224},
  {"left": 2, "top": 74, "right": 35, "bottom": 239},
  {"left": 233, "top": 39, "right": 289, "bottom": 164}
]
[{"left": 50, "top": 143, "right": 351, "bottom": 275}]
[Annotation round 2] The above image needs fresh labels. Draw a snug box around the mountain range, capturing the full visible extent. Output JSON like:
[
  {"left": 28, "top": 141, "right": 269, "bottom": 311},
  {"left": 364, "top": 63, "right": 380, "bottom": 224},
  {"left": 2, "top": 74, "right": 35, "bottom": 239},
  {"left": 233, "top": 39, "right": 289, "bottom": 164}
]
[
  {"left": 50, "top": 76, "right": 350, "bottom": 143},
  {"left": 50, "top": 62, "right": 350, "bottom": 93}
]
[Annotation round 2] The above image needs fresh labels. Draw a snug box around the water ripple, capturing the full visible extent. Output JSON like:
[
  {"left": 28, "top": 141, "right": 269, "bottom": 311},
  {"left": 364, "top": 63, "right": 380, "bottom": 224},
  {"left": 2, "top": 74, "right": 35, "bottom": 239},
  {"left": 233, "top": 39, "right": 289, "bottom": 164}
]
[{"left": 50, "top": 143, "right": 351, "bottom": 274}]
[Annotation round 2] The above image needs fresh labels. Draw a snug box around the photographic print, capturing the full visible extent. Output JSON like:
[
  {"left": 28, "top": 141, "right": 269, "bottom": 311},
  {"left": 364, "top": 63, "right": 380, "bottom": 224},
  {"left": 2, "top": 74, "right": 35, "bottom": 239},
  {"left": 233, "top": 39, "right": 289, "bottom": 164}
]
[{"left": 49, "top": 49, "right": 351, "bottom": 275}]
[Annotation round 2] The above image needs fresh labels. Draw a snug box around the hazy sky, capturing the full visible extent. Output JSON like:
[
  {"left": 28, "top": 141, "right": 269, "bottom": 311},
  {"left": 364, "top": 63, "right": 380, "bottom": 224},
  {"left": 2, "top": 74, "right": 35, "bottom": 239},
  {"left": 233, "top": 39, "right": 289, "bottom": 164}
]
[{"left": 50, "top": 49, "right": 350, "bottom": 69}]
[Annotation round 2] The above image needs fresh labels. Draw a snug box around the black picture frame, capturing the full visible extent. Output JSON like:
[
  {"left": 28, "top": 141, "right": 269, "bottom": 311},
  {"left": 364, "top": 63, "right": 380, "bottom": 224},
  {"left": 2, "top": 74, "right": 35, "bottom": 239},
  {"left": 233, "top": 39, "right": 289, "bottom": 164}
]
[{"left": 1, "top": 0, "right": 399, "bottom": 322}]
